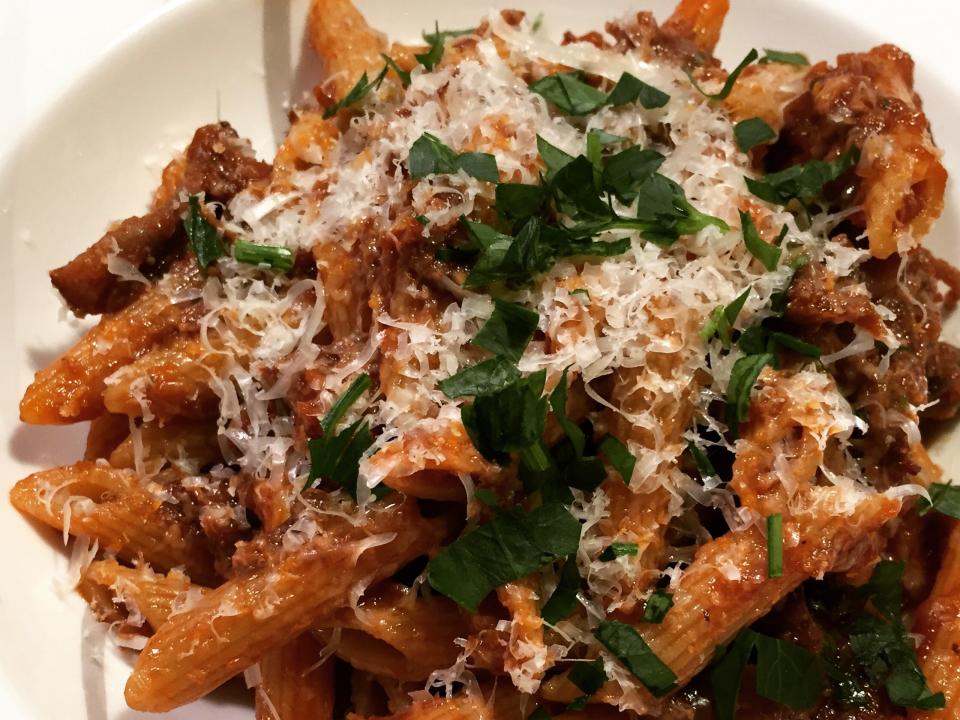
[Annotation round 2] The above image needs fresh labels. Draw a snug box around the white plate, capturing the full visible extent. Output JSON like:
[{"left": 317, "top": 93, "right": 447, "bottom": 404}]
[{"left": 1, "top": 1, "right": 958, "bottom": 717}]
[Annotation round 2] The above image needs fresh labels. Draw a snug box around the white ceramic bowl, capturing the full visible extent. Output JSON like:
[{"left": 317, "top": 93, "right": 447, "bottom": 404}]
[{"left": 1, "top": 1, "right": 957, "bottom": 717}]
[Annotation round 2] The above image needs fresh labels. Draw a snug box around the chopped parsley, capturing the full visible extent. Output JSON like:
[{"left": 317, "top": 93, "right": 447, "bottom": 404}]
[
  {"left": 183, "top": 195, "right": 225, "bottom": 269},
  {"left": 426, "top": 501, "right": 581, "bottom": 611},
  {"left": 918, "top": 482, "right": 960, "bottom": 518},
  {"left": 595, "top": 620, "right": 677, "bottom": 697},
  {"left": 642, "top": 589, "right": 674, "bottom": 623},
  {"left": 760, "top": 48, "right": 810, "bottom": 66},
  {"left": 304, "top": 374, "right": 377, "bottom": 498},
  {"left": 472, "top": 299, "right": 539, "bottom": 362},
  {"left": 734, "top": 117, "right": 776, "bottom": 153},
  {"left": 408, "top": 132, "right": 499, "bottom": 182},
  {"left": 686, "top": 49, "right": 758, "bottom": 101},
  {"left": 416, "top": 24, "right": 474, "bottom": 71},
  {"left": 599, "top": 542, "right": 639, "bottom": 561},
  {"left": 686, "top": 440, "right": 718, "bottom": 480},
  {"left": 233, "top": 240, "right": 294, "bottom": 272},
  {"left": 380, "top": 53, "right": 411, "bottom": 86},
  {"left": 701, "top": 287, "right": 751, "bottom": 348},
  {"left": 726, "top": 352, "right": 775, "bottom": 434},
  {"left": 711, "top": 628, "right": 824, "bottom": 718},
  {"left": 530, "top": 71, "right": 669, "bottom": 116},
  {"left": 745, "top": 146, "right": 860, "bottom": 205},
  {"left": 598, "top": 435, "right": 636, "bottom": 484},
  {"left": 438, "top": 356, "right": 521, "bottom": 398},
  {"left": 740, "top": 210, "right": 786, "bottom": 271},
  {"left": 541, "top": 558, "right": 581, "bottom": 624},
  {"left": 767, "top": 513, "right": 783, "bottom": 578},
  {"left": 461, "top": 370, "right": 548, "bottom": 465},
  {"left": 567, "top": 658, "right": 608, "bottom": 710},
  {"left": 323, "top": 65, "right": 388, "bottom": 118}
]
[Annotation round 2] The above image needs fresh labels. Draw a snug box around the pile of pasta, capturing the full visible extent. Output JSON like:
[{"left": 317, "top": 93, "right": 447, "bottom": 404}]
[{"left": 13, "top": 0, "right": 960, "bottom": 717}]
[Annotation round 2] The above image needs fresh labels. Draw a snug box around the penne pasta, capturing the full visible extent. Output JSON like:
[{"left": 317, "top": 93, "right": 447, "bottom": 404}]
[
  {"left": 255, "top": 633, "right": 335, "bottom": 720},
  {"left": 124, "top": 497, "right": 444, "bottom": 711}
]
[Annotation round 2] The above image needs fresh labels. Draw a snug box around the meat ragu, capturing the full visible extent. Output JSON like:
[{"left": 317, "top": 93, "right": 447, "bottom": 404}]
[{"left": 10, "top": 0, "right": 960, "bottom": 718}]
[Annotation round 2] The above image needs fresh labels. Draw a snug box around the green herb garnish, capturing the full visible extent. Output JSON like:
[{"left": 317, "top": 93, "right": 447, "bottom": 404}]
[
  {"left": 409, "top": 132, "right": 499, "bottom": 182},
  {"left": 233, "top": 240, "right": 294, "bottom": 272},
  {"left": 530, "top": 71, "right": 669, "bottom": 116},
  {"left": 726, "top": 352, "right": 774, "bottom": 433},
  {"left": 304, "top": 374, "right": 376, "bottom": 498},
  {"left": 745, "top": 146, "right": 860, "bottom": 205},
  {"left": 734, "top": 117, "right": 776, "bottom": 153},
  {"left": 472, "top": 299, "right": 539, "bottom": 362},
  {"left": 416, "top": 23, "right": 474, "bottom": 71},
  {"left": 184, "top": 195, "right": 225, "bottom": 269},
  {"left": 686, "top": 49, "right": 758, "bottom": 101},
  {"left": 598, "top": 435, "right": 636, "bottom": 484},
  {"left": 760, "top": 48, "right": 810, "bottom": 66},
  {"left": 918, "top": 483, "right": 960, "bottom": 518},
  {"left": 567, "top": 658, "right": 608, "bottom": 710},
  {"left": 642, "top": 589, "right": 674, "bottom": 623},
  {"left": 740, "top": 210, "right": 782, "bottom": 271},
  {"left": 767, "top": 513, "right": 783, "bottom": 578},
  {"left": 541, "top": 558, "right": 582, "bottom": 624},
  {"left": 600, "top": 542, "right": 639, "bottom": 561},
  {"left": 426, "top": 501, "right": 581, "bottom": 611},
  {"left": 701, "top": 287, "right": 751, "bottom": 348},
  {"left": 323, "top": 66, "right": 388, "bottom": 118},
  {"left": 595, "top": 620, "right": 676, "bottom": 697}
]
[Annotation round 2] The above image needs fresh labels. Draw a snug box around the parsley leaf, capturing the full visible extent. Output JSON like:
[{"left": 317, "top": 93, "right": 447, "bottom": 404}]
[
  {"left": 409, "top": 132, "right": 499, "bottom": 182},
  {"left": 630, "top": 174, "right": 730, "bottom": 246},
  {"left": 767, "top": 513, "right": 783, "bottom": 578},
  {"left": 416, "top": 23, "right": 473, "bottom": 71},
  {"left": 726, "top": 352, "right": 774, "bottom": 433},
  {"left": 607, "top": 72, "right": 670, "bottom": 109},
  {"left": 472, "top": 299, "right": 539, "bottom": 362},
  {"left": 918, "top": 482, "right": 960, "bottom": 518},
  {"left": 530, "top": 71, "right": 608, "bottom": 115},
  {"left": 595, "top": 620, "right": 677, "bottom": 697},
  {"left": 380, "top": 53, "right": 411, "bottom": 86},
  {"left": 461, "top": 370, "right": 548, "bottom": 465},
  {"left": 438, "top": 356, "right": 521, "bottom": 398},
  {"left": 686, "top": 48, "right": 759, "bottom": 101},
  {"left": 541, "top": 558, "right": 581, "bottom": 624},
  {"left": 233, "top": 240, "right": 294, "bottom": 272},
  {"left": 642, "top": 589, "right": 674, "bottom": 623},
  {"left": 701, "top": 287, "right": 751, "bottom": 348},
  {"left": 305, "top": 374, "right": 375, "bottom": 498},
  {"left": 745, "top": 146, "right": 860, "bottom": 205},
  {"left": 710, "top": 629, "right": 756, "bottom": 720},
  {"left": 536, "top": 135, "right": 576, "bottom": 181},
  {"left": 601, "top": 146, "right": 666, "bottom": 203},
  {"left": 847, "top": 561, "right": 945, "bottom": 710},
  {"left": 549, "top": 368, "right": 586, "bottom": 457},
  {"left": 760, "top": 48, "right": 810, "bottom": 66},
  {"left": 754, "top": 633, "right": 824, "bottom": 708},
  {"left": 740, "top": 210, "right": 783, "bottom": 271},
  {"left": 323, "top": 66, "right": 388, "bottom": 118},
  {"left": 426, "top": 501, "right": 581, "bottom": 611},
  {"left": 735, "top": 117, "right": 776, "bottom": 152},
  {"left": 768, "top": 331, "right": 821, "bottom": 358},
  {"left": 599, "top": 435, "right": 636, "bottom": 484},
  {"left": 600, "top": 542, "right": 639, "bottom": 561},
  {"left": 184, "top": 195, "right": 225, "bottom": 269},
  {"left": 496, "top": 183, "right": 548, "bottom": 222},
  {"left": 686, "top": 440, "right": 718, "bottom": 480},
  {"left": 568, "top": 658, "right": 608, "bottom": 710},
  {"left": 711, "top": 629, "right": 824, "bottom": 716},
  {"left": 530, "top": 71, "right": 670, "bottom": 115},
  {"left": 473, "top": 488, "right": 499, "bottom": 508}
]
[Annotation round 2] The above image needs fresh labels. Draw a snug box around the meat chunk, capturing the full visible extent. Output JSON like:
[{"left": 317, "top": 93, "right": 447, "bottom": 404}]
[{"left": 49, "top": 122, "right": 271, "bottom": 317}]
